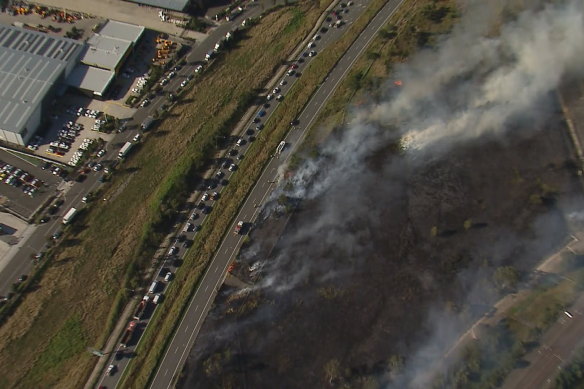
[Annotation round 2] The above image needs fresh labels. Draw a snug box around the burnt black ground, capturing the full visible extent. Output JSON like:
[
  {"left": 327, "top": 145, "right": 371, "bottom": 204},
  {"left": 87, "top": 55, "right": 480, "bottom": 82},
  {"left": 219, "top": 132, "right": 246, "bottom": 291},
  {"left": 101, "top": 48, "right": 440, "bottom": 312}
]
[{"left": 178, "top": 109, "right": 583, "bottom": 388}]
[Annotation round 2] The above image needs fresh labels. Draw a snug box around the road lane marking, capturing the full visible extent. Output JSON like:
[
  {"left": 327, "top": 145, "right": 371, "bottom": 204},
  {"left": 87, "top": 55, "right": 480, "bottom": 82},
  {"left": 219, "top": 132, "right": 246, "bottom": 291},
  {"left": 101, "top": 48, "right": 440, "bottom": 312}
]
[
  {"left": 150, "top": 2, "right": 406, "bottom": 387},
  {"left": 175, "top": 346, "right": 180, "bottom": 354},
  {"left": 224, "top": 247, "right": 229, "bottom": 254},
  {"left": 214, "top": 266, "right": 219, "bottom": 273},
  {"left": 205, "top": 285, "right": 209, "bottom": 292},
  {"left": 164, "top": 369, "right": 169, "bottom": 376}
]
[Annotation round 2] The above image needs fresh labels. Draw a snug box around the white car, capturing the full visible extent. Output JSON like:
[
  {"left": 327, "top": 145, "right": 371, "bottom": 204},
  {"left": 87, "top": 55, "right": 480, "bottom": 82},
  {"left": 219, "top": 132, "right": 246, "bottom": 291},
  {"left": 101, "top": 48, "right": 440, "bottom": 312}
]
[
  {"left": 168, "top": 71, "right": 176, "bottom": 78},
  {"left": 307, "top": 42, "right": 316, "bottom": 49},
  {"left": 164, "top": 272, "right": 173, "bottom": 282},
  {"left": 228, "top": 163, "right": 237, "bottom": 171},
  {"left": 195, "top": 64, "right": 203, "bottom": 73},
  {"left": 272, "top": 87, "right": 280, "bottom": 94},
  {"left": 140, "top": 99, "right": 150, "bottom": 107},
  {"left": 279, "top": 79, "right": 287, "bottom": 86},
  {"left": 133, "top": 133, "right": 141, "bottom": 142},
  {"left": 266, "top": 94, "right": 273, "bottom": 101},
  {"left": 276, "top": 94, "right": 284, "bottom": 101},
  {"left": 168, "top": 246, "right": 178, "bottom": 255},
  {"left": 309, "top": 50, "right": 317, "bottom": 57},
  {"left": 201, "top": 193, "right": 209, "bottom": 201},
  {"left": 106, "top": 364, "right": 116, "bottom": 376},
  {"left": 180, "top": 80, "right": 188, "bottom": 88},
  {"left": 96, "top": 149, "right": 106, "bottom": 158}
]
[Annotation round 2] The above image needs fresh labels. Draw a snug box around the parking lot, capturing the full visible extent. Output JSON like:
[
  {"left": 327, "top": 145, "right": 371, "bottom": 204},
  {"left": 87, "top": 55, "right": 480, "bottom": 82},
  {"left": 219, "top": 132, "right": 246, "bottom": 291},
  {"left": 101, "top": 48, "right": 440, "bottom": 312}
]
[{"left": 0, "top": 149, "right": 63, "bottom": 219}]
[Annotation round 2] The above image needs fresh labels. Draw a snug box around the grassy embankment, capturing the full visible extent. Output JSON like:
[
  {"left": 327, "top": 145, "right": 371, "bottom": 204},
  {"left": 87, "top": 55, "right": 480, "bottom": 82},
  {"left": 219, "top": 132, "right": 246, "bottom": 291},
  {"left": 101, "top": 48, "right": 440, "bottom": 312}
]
[
  {"left": 301, "top": 0, "right": 460, "bottom": 148},
  {"left": 120, "top": 0, "right": 411, "bottom": 386},
  {"left": 0, "top": 3, "right": 330, "bottom": 388}
]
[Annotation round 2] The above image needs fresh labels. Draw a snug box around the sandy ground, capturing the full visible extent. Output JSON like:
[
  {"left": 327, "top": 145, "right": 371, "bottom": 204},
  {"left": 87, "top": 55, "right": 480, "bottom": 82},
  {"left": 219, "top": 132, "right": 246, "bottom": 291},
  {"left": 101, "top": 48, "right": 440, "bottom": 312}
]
[{"left": 32, "top": 0, "right": 207, "bottom": 39}]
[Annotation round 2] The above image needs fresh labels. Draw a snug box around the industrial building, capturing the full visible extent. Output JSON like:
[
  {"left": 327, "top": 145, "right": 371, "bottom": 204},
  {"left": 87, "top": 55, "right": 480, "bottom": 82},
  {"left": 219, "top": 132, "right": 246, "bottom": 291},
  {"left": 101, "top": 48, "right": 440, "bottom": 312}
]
[
  {"left": 0, "top": 24, "right": 83, "bottom": 146},
  {"left": 125, "top": 0, "right": 192, "bottom": 13},
  {"left": 67, "top": 20, "right": 145, "bottom": 97}
]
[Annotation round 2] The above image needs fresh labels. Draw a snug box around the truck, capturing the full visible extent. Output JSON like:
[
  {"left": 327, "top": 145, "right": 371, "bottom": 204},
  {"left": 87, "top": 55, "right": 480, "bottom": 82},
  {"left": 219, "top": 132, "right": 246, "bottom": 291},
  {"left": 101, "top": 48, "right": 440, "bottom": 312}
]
[
  {"left": 62, "top": 207, "right": 77, "bottom": 225},
  {"left": 133, "top": 295, "right": 150, "bottom": 320},
  {"left": 120, "top": 321, "right": 137, "bottom": 348},
  {"left": 234, "top": 220, "right": 244, "bottom": 234},
  {"left": 118, "top": 141, "right": 133, "bottom": 159},
  {"left": 226, "top": 6, "right": 243, "bottom": 21},
  {"left": 140, "top": 116, "right": 155, "bottom": 131}
]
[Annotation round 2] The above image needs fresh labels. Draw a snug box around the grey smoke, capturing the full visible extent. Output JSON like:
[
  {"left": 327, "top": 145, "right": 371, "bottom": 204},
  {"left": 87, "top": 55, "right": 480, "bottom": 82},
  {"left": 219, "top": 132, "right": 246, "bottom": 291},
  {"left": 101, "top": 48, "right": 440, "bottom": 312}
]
[{"left": 189, "top": 0, "right": 584, "bottom": 386}]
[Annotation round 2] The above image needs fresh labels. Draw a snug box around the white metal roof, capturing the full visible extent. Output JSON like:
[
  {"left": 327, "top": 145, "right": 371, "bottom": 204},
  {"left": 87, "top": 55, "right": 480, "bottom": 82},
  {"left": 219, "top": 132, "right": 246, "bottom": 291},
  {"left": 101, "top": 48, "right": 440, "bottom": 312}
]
[
  {"left": 67, "top": 64, "right": 115, "bottom": 96},
  {"left": 0, "top": 24, "right": 83, "bottom": 135},
  {"left": 126, "top": 0, "right": 190, "bottom": 12},
  {"left": 98, "top": 20, "right": 145, "bottom": 44},
  {"left": 81, "top": 34, "right": 132, "bottom": 71}
]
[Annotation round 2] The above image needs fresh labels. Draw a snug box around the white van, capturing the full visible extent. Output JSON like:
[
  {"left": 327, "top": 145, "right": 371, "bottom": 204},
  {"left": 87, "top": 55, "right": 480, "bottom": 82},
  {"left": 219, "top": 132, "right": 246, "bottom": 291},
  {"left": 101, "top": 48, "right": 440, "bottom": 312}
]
[
  {"left": 153, "top": 293, "right": 163, "bottom": 304},
  {"left": 148, "top": 281, "right": 159, "bottom": 294}
]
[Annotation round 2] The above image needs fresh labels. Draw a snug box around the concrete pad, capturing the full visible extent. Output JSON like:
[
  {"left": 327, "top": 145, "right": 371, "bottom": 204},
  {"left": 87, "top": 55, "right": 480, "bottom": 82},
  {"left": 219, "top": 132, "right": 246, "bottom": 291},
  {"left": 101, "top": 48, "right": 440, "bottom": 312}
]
[
  {"left": 34, "top": 0, "right": 207, "bottom": 38},
  {"left": 0, "top": 212, "right": 32, "bottom": 264}
]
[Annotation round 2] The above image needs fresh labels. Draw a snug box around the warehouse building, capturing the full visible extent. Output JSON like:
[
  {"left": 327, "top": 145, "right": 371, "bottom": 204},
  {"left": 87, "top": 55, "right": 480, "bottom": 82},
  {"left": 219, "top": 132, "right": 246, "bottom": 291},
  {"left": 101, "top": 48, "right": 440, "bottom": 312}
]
[
  {"left": 125, "top": 0, "right": 192, "bottom": 13},
  {"left": 67, "top": 20, "right": 145, "bottom": 97},
  {"left": 0, "top": 24, "right": 83, "bottom": 146}
]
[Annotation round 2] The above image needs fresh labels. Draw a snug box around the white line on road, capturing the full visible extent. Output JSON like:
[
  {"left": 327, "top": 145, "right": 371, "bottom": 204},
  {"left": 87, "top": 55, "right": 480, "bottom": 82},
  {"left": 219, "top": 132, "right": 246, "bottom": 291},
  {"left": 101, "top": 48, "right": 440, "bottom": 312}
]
[
  {"left": 204, "top": 285, "right": 209, "bottom": 292},
  {"left": 214, "top": 266, "right": 219, "bottom": 273},
  {"left": 164, "top": 369, "right": 169, "bottom": 376},
  {"left": 184, "top": 325, "right": 189, "bottom": 333}
]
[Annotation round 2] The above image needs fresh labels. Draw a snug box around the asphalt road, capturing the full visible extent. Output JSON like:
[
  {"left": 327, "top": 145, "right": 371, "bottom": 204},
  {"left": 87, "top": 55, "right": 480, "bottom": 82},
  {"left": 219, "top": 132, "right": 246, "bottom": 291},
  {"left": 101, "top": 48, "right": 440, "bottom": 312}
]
[
  {"left": 96, "top": 1, "right": 374, "bottom": 387},
  {"left": 146, "top": 0, "right": 406, "bottom": 387},
  {"left": 0, "top": 0, "right": 275, "bottom": 297},
  {"left": 501, "top": 293, "right": 584, "bottom": 389}
]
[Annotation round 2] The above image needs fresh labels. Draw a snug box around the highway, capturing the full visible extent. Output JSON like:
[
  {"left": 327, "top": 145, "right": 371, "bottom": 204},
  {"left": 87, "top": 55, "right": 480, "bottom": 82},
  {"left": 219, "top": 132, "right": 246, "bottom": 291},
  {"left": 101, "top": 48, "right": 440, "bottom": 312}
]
[
  {"left": 96, "top": 1, "right": 376, "bottom": 387},
  {"left": 501, "top": 293, "right": 584, "bottom": 389},
  {"left": 0, "top": 0, "right": 275, "bottom": 297},
  {"left": 147, "top": 0, "right": 405, "bottom": 387}
]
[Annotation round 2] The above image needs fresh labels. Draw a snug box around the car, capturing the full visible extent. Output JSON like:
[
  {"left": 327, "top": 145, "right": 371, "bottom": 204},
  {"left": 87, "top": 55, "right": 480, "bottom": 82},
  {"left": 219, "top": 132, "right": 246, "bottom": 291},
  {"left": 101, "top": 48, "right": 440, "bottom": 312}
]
[
  {"left": 168, "top": 246, "right": 178, "bottom": 256},
  {"left": 195, "top": 64, "right": 203, "bottom": 73},
  {"left": 180, "top": 80, "right": 188, "bottom": 88},
  {"left": 216, "top": 171, "right": 224, "bottom": 179},
  {"left": 290, "top": 63, "right": 299, "bottom": 69},
  {"left": 256, "top": 123, "right": 264, "bottom": 131},
  {"left": 258, "top": 110, "right": 266, "bottom": 117},
  {"left": 140, "top": 99, "right": 150, "bottom": 107},
  {"left": 97, "top": 149, "right": 106, "bottom": 157},
  {"left": 82, "top": 195, "right": 90, "bottom": 203},
  {"left": 307, "top": 42, "right": 316, "bottom": 49},
  {"left": 93, "top": 163, "right": 103, "bottom": 172},
  {"left": 184, "top": 223, "right": 193, "bottom": 232},
  {"left": 114, "top": 350, "right": 125, "bottom": 361},
  {"left": 309, "top": 50, "right": 317, "bottom": 57},
  {"left": 158, "top": 267, "right": 170, "bottom": 277},
  {"left": 40, "top": 216, "right": 50, "bottom": 223},
  {"left": 106, "top": 364, "right": 116, "bottom": 376},
  {"left": 266, "top": 94, "right": 273, "bottom": 101},
  {"left": 280, "top": 79, "right": 287, "bottom": 86},
  {"left": 290, "top": 119, "right": 300, "bottom": 126},
  {"left": 211, "top": 191, "right": 219, "bottom": 200},
  {"left": 182, "top": 240, "right": 191, "bottom": 248},
  {"left": 253, "top": 117, "right": 260, "bottom": 123},
  {"left": 229, "top": 163, "right": 237, "bottom": 171},
  {"left": 272, "top": 87, "right": 280, "bottom": 94},
  {"left": 276, "top": 94, "right": 284, "bottom": 101},
  {"left": 312, "top": 34, "right": 321, "bottom": 40},
  {"left": 229, "top": 149, "right": 238, "bottom": 156},
  {"left": 52, "top": 231, "right": 62, "bottom": 240},
  {"left": 287, "top": 69, "right": 296, "bottom": 76},
  {"left": 190, "top": 212, "right": 199, "bottom": 220},
  {"left": 18, "top": 275, "right": 27, "bottom": 283},
  {"left": 160, "top": 78, "right": 169, "bottom": 86},
  {"left": 164, "top": 272, "right": 173, "bottom": 282},
  {"left": 198, "top": 201, "right": 206, "bottom": 210},
  {"left": 201, "top": 193, "right": 209, "bottom": 201},
  {"left": 236, "top": 138, "right": 244, "bottom": 147},
  {"left": 168, "top": 71, "right": 176, "bottom": 78},
  {"left": 133, "top": 133, "right": 141, "bottom": 142}
]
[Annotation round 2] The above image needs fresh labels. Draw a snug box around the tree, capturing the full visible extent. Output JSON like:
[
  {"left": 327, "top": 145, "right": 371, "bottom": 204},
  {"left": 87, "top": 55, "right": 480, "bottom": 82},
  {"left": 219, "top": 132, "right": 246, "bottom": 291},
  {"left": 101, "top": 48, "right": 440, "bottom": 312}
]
[
  {"left": 493, "top": 266, "right": 520, "bottom": 291},
  {"left": 324, "top": 359, "right": 341, "bottom": 384}
]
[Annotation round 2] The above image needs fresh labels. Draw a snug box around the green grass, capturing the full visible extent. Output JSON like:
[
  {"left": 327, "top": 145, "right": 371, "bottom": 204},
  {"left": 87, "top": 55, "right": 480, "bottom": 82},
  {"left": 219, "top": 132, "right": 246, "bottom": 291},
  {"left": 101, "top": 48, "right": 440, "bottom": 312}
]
[
  {"left": 0, "top": 4, "right": 330, "bottom": 389},
  {"left": 23, "top": 316, "right": 86, "bottom": 386},
  {"left": 119, "top": 0, "right": 401, "bottom": 386}
]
